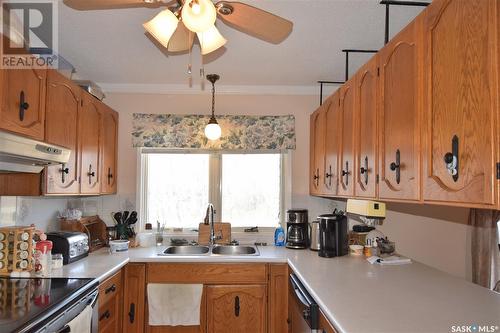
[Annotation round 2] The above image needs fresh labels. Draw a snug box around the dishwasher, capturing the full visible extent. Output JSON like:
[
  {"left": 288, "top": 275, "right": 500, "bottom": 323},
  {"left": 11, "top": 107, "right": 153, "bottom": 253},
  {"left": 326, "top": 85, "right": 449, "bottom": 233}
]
[{"left": 289, "top": 273, "right": 319, "bottom": 333}]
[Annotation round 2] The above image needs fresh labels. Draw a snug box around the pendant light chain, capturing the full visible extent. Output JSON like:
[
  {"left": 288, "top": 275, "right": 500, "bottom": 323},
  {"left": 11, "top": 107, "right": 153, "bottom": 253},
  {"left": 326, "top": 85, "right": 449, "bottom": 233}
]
[{"left": 211, "top": 79, "right": 216, "bottom": 118}]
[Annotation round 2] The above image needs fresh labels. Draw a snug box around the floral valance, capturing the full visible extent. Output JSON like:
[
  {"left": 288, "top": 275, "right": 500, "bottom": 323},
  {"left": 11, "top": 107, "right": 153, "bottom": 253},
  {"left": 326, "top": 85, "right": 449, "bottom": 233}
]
[{"left": 132, "top": 114, "right": 296, "bottom": 150}]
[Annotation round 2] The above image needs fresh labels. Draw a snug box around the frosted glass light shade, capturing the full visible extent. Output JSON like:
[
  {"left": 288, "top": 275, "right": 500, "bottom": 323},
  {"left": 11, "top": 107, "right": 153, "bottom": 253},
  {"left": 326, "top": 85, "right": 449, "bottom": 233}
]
[
  {"left": 205, "top": 123, "right": 222, "bottom": 140},
  {"left": 181, "top": 0, "right": 216, "bottom": 33},
  {"left": 197, "top": 25, "right": 227, "bottom": 55},
  {"left": 143, "top": 9, "right": 179, "bottom": 48}
]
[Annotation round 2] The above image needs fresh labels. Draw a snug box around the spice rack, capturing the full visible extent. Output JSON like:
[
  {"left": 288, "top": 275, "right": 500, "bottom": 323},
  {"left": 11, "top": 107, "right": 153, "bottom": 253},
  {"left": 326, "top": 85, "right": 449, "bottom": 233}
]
[{"left": 0, "top": 226, "right": 35, "bottom": 276}]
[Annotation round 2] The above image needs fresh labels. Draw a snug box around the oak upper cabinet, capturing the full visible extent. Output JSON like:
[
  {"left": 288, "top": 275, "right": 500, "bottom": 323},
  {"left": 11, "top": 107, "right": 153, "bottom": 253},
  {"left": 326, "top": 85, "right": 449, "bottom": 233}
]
[
  {"left": 206, "top": 285, "right": 267, "bottom": 333},
  {"left": 43, "top": 70, "right": 81, "bottom": 195},
  {"left": 79, "top": 94, "right": 101, "bottom": 194},
  {"left": 378, "top": 17, "right": 422, "bottom": 201},
  {"left": 0, "top": 68, "right": 46, "bottom": 140},
  {"left": 422, "top": 0, "right": 499, "bottom": 207},
  {"left": 354, "top": 56, "right": 378, "bottom": 198},
  {"left": 324, "top": 92, "right": 341, "bottom": 196},
  {"left": 99, "top": 104, "right": 118, "bottom": 194},
  {"left": 338, "top": 77, "right": 355, "bottom": 197},
  {"left": 310, "top": 105, "right": 327, "bottom": 195},
  {"left": 123, "top": 264, "right": 146, "bottom": 333}
]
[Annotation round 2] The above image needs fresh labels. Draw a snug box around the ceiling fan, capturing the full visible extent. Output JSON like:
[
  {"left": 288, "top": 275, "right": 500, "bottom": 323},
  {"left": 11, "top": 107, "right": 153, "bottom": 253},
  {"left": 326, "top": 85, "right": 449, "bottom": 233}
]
[{"left": 63, "top": 0, "right": 293, "bottom": 55}]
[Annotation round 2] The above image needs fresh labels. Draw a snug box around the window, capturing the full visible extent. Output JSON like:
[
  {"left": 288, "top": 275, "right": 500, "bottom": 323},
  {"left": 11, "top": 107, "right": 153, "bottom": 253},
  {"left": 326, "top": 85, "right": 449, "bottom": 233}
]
[{"left": 140, "top": 151, "right": 284, "bottom": 230}]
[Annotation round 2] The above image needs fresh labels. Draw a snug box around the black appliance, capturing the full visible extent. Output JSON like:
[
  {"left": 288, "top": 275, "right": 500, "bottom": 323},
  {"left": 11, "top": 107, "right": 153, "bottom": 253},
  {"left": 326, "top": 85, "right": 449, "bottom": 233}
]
[
  {"left": 289, "top": 273, "right": 319, "bottom": 332},
  {"left": 0, "top": 277, "right": 99, "bottom": 333},
  {"left": 286, "top": 209, "right": 308, "bottom": 249},
  {"left": 318, "top": 210, "right": 348, "bottom": 257},
  {"left": 47, "top": 232, "right": 89, "bottom": 265}
]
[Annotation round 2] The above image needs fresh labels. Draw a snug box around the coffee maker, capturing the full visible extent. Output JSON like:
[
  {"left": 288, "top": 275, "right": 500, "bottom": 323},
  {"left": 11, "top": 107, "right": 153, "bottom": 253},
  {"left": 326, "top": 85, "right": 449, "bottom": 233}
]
[
  {"left": 286, "top": 209, "right": 308, "bottom": 249},
  {"left": 318, "top": 210, "right": 348, "bottom": 257}
]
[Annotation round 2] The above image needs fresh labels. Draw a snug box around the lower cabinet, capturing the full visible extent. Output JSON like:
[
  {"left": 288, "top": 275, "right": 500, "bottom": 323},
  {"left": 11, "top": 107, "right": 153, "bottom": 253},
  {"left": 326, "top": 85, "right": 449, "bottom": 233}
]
[
  {"left": 98, "top": 270, "right": 123, "bottom": 333},
  {"left": 206, "top": 285, "right": 267, "bottom": 333},
  {"left": 318, "top": 309, "right": 338, "bottom": 333},
  {"left": 122, "top": 263, "right": 288, "bottom": 333}
]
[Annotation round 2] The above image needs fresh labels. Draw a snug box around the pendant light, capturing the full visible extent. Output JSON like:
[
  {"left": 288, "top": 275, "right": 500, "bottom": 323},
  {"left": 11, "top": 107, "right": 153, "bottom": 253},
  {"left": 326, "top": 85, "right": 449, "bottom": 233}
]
[{"left": 205, "top": 74, "right": 222, "bottom": 141}]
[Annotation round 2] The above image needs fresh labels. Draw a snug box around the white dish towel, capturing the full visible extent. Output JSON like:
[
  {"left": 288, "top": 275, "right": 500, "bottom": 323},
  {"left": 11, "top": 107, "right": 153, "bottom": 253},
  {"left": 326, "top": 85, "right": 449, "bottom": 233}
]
[
  {"left": 67, "top": 304, "right": 92, "bottom": 333},
  {"left": 147, "top": 283, "right": 203, "bottom": 326}
]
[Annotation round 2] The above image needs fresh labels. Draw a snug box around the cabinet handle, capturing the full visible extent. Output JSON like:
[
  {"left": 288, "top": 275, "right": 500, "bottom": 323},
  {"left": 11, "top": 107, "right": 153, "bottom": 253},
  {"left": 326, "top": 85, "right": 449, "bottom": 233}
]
[
  {"left": 99, "top": 310, "right": 111, "bottom": 321},
  {"left": 389, "top": 149, "right": 401, "bottom": 184},
  {"left": 19, "top": 91, "right": 30, "bottom": 121},
  {"left": 107, "top": 167, "right": 113, "bottom": 185},
  {"left": 313, "top": 168, "right": 319, "bottom": 187},
  {"left": 87, "top": 165, "right": 95, "bottom": 185},
  {"left": 60, "top": 165, "right": 69, "bottom": 184},
  {"left": 360, "top": 156, "right": 369, "bottom": 185},
  {"left": 341, "top": 161, "right": 350, "bottom": 186},
  {"left": 325, "top": 165, "right": 333, "bottom": 188},
  {"left": 234, "top": 296, "right": 240, "bottom": 317},
  {"left": 105, "top": 284, "right": 116, "bottom": 294},
  {"left": 128, "top": 303, "right": 135, "bottom": 323},
  {"left": 444, "top": 135, "right": 459, "bottom": 182}
]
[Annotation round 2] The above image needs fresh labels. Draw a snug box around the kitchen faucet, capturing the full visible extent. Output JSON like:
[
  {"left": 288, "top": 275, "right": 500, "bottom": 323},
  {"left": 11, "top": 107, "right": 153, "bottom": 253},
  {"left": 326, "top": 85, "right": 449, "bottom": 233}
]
[{"left": 205, "top": 203, "right": 221, "bottom": 246}]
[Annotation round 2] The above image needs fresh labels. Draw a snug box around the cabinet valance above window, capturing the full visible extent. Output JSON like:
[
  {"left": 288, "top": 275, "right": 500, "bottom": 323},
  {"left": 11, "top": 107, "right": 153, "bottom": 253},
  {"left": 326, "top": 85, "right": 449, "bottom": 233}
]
[{"left": 132, "top": 114, "right": 296, "bottom": 150}]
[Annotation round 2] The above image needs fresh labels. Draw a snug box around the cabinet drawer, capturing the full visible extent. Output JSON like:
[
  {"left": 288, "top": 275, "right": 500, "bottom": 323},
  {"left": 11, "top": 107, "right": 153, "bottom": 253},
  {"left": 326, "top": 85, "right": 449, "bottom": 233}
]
[
  {"left": 99, "top": 270, "right": 122, "bottom": 308},
  {"left": 147, "top": 263, "right": 267, "bottom": 284},
  {"left": 98, "top": 296, "right": 119, "bottom": 333}
]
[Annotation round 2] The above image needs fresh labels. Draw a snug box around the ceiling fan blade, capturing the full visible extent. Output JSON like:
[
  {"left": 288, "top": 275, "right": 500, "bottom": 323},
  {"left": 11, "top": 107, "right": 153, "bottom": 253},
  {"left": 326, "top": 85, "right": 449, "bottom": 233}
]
[
  {"left": 215, "top": 1, "right": 293, "bottom": 44},
  {"left": 63, "top": 0, "right": 170, "bottom": 10},
  {"left": 168, "top": 21, "right": 194, "bottom": 52}
]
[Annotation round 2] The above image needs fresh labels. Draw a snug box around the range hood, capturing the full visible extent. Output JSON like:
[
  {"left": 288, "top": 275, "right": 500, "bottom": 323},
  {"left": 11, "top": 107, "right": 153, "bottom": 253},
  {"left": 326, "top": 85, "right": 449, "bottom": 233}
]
[{"left": 0, "top": 131, "right": 71, "bottom": 173}]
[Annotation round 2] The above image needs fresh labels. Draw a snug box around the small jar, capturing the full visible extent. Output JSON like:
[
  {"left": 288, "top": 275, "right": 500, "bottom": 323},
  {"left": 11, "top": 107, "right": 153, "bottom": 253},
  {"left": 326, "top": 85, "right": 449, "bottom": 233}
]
[
  {"left": 0, "top": 232, "right": 5, "bottom": 241},
  {"left": 51, "top": 254, "right": 63, "bottom": 269}
]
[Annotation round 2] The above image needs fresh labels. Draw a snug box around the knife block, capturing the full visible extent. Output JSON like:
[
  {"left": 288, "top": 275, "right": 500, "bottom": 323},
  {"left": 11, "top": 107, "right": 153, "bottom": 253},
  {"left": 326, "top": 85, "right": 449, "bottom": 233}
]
[{"left": 198, "top": 223, "right": 231, "bottom": 245}]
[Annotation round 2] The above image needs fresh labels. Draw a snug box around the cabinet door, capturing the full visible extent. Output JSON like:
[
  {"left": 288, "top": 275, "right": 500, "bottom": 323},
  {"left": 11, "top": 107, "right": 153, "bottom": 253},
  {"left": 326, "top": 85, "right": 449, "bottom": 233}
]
[
  {"left": 123, "top": 264, "right": 146, "bottom": 333},
  {"left": 310, "top": 107, "right": 326, "bottom": 195},
  {"left": 99, "top": 105, "right": 118, "bottom": 194},
  {"left": 422, "top": 0, "right": 498, "bottom": 207},
  {"left": 318, "top": 309, "right": 338, "bottom": 333},
  {"left": 378, "top": 18, "right": 422, "bottom": 201},
  {"left": 0, "top": 68, "right": 46, "bottom": 140},
  {"left": 79, "top": 94, "right": 101, "bottom": 194},
  {"left": 44, "top": 70, "right": 81, "bottom": 195},
  {"left": 206, "top": 285, "right": 266, "bottom": 333},
  {"left": 354, "top": 57, "right": 378, "bottom": 198},
  {"left": 324, "top": 92, "right": 341, "bottom": 196},
  {"left": 338, "top": 79, "right": 355, "bottom": 197},
  {"left": 268, "top": 264, "right": 288, "bottom": 333}
]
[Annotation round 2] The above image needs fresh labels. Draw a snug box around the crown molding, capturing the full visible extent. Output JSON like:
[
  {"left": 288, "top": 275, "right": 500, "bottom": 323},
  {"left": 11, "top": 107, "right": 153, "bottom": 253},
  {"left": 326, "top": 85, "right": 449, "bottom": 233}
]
[{"left": 97, "top": 83, "right": 341, "bottom": 96}]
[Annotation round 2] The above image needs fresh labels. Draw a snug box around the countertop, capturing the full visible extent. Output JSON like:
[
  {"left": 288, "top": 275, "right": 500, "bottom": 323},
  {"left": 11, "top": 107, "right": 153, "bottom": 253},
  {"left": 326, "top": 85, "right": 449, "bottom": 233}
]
[{"left": 50, "top": 246, "right": 500, "bottom": 333}]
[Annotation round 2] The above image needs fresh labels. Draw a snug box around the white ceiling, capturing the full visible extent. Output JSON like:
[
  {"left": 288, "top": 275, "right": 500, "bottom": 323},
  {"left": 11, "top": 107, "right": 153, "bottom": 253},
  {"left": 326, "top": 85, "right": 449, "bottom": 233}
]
[{"left": 57, "top": 0, "right": 425, "bottom": 91}]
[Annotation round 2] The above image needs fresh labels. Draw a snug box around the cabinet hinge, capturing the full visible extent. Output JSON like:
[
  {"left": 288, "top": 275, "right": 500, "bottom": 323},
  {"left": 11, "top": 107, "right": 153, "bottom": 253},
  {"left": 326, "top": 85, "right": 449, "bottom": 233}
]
[{"left": 496, "top": 163, "right": 500, "bottom": 180}]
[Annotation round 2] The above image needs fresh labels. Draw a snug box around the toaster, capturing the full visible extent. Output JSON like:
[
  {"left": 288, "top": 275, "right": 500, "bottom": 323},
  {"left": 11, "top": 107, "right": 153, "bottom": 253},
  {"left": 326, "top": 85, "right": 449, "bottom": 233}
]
[{"left": 46, "top": 232, "right": 89, "bottom": 265}]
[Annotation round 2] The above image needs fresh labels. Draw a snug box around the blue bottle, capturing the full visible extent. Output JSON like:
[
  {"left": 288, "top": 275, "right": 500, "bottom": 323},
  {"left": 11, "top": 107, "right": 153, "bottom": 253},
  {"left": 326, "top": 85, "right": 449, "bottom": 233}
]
[{"left": 274, "top": 225, "right": 286, "bottom": 247}]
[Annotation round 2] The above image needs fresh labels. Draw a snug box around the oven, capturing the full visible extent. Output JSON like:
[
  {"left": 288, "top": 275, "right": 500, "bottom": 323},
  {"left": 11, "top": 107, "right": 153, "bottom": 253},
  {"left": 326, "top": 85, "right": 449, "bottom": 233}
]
[{"left": 289, "top": 273, "right": 319, "bottom": 333}]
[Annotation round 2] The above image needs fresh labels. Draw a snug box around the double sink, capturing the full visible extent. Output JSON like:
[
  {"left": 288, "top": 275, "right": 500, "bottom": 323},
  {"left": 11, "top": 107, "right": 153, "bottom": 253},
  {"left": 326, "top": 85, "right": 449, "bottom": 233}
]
[{"left": 160, "top": 245, "right": 260, "bottom": 256}]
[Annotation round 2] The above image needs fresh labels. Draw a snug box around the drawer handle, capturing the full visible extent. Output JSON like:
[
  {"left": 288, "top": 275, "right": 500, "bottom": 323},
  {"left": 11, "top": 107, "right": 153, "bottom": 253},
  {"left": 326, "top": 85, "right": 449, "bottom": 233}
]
[
  {"left": 105, "top": 284, "right": 116, "bottom": 294},
  {"left": 129, "top": 303, "right": 135, "bottom": 323},
  {"left": 234, "top": 296, "right": 240, "bottom": 317},
  {"left": 99, "top": 310, "right": 111, "bottom": 321}
]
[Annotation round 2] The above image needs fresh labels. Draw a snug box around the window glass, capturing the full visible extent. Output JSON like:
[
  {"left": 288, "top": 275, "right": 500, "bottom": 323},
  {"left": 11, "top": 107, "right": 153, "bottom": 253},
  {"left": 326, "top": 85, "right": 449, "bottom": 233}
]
[
  {"left": 221, "top": 154, "right": 281, "bottom": 228},
  {"left": 146, "top": 154, "right": 209, "bottom": 228}
]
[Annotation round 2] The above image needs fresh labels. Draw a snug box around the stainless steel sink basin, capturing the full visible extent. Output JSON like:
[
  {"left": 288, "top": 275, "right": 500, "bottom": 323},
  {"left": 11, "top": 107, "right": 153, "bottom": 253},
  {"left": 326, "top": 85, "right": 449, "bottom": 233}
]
[
  {"left": 211, "top": 245, "right": 260, "bottom": 256},
  {"left": 162, "top": 246, "right": 210, "bottom": 255}
]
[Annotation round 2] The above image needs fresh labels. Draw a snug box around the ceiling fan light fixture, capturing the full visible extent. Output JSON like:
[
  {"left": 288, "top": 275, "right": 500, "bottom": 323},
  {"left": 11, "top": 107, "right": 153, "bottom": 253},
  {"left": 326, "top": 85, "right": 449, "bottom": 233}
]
[
  {"left": 143, "top": 9, "right": 179, "bottom": 48},
  {"left": 181, "top": 0, "right": 216, "bottom": 33},
  {"left": 197, "top": 25, "right": 227, "bottom": 55}
]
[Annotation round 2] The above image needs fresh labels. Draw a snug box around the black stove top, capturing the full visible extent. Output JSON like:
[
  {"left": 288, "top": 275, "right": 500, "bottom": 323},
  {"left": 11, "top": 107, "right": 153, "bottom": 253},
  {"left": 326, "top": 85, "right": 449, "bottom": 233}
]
[{"left": 0, "top": 277, "right": 97, "bottom": 333}]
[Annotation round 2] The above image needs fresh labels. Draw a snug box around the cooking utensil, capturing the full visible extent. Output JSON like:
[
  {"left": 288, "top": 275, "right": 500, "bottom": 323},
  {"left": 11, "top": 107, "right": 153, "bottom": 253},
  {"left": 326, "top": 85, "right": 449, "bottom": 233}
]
[
  {"left": 122, "top": 211, "right": 129, "bottom": 224},
  {"left": 113, "top": 212, "right": 122, "bottom": 225}
]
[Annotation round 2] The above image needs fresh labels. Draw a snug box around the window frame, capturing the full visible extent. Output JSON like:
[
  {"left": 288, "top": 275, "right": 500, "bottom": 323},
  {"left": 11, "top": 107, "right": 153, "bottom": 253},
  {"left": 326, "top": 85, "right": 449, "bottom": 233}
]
[{"left": 137, "top": 148, "right": 291, "bottom": 233}]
